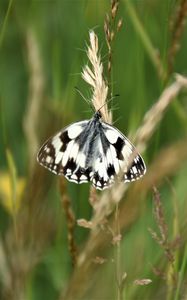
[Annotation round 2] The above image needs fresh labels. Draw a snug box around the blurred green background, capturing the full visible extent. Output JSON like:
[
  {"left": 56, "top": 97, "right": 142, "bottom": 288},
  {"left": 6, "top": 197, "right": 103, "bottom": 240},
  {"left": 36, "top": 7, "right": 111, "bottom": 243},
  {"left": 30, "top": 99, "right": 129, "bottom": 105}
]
[{"left": 0, "top": 0, "right": 187, "bottom": 299}]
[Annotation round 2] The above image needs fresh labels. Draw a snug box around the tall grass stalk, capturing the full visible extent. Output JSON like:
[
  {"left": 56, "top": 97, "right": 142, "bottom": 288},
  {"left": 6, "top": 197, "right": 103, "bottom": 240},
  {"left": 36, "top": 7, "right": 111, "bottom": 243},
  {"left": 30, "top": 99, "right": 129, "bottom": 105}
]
[
  {"left": 6, "top": 149, "right": 18, "bottom": 242},
  {"left": 0, "top": 0, "right": 13, "bottom": 48},
  {"left": 174, "top": 245, "right": 187, "bottom": 300},
  {"left": 123, "top": 0, "right": 166, "bottom": 80}
]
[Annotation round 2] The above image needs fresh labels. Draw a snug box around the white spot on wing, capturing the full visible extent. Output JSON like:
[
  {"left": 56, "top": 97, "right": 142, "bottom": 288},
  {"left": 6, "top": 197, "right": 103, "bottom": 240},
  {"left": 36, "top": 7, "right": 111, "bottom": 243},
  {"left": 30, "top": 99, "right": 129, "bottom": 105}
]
[
  {"left": 122, "top": 144, "right": 133, "bottom": 158},
  {"left": 55, "top": 151, "right": 63, "bottom": 164},
  {"left": 80, "top": 175, "right": 87, "bottom": 180},
  {"left": 66, "top": 168, "right": 72, "bottom": 174},
  {"left": 132, "top": 166, "right": 137, "bottom": 174},
  {"left": 62, "top": 140, "right": 74, "bottom": 166},
  {"left": 45, "top": 147, "right": 50, "bottom": 153},
  {"left": 77, "top": 152, "right": 86, "bottom": 168},
  {"left": 68, "top": 124, "right": 83, "bottom": 139},
  {"left": 71, "top": 174, "right": 78, "bottom": 180},
  {"left": 110, "top": 145, "right": 120, "bottom": 173},
  {"left": 69, "top": 143, "right": 79, "bottom": 159},
  {"left": 52, "top": 134, "right": 63, "bottom": 152},
  {"left": 46, "top": 156, "right": 52, "bottom": 164},
  {"left": 93, "top": 139, "right": 109, "bottom": 182},
  {"left": 105, "top": 129, "right": 118, "bottom": 144}
]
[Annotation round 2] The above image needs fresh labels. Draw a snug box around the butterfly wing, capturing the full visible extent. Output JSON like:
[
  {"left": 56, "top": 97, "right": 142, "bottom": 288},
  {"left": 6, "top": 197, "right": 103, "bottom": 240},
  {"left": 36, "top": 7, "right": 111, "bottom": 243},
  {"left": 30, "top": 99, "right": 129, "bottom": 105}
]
[
  {"left": 90, "top": 122, "right": 146, "bottom": 190},
  {"left": 37, "top": 120, "right": 93, "bottom": 183},
  {"left": 102, "top": 122, "right": 146, "bottom": 180},
  {"left": 37, "top": 118, "right": 146, "bottom": 190}
]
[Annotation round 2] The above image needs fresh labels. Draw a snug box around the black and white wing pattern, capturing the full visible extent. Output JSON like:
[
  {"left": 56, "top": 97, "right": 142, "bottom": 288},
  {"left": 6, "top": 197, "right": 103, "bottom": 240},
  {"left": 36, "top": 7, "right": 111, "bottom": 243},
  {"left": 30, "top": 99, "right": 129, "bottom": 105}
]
[
  {"left": 37, "top": 112, "right": 146, "bottom": 190},
  {"left": 37, "top": 120, "right": 92, "bottom": 182},
  {"left": 100, "top": 122, "right": 146, "bottom": 186}
]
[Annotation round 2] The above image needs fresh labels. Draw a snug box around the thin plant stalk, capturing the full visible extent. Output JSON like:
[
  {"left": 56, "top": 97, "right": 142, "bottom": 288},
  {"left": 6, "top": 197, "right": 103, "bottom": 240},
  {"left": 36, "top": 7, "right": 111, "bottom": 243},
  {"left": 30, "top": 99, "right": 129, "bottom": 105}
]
[
  {"left": 0, "top": 0, "right": 13, "bottom": 48},
  {"left": 123, "top": 0, "right": 166, "bottom": 80},
  {"left": 6, "top": 149, "right": 18, "bottom": 243},
  {"left": 174, "top": 245, "right": 187, "bottom": 300}
]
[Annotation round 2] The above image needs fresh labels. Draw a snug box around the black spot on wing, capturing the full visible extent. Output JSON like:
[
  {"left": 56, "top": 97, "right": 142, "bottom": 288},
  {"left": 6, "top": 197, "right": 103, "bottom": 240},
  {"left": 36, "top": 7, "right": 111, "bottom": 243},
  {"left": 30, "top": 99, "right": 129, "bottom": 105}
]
[
  {"left": 60, "top": 131, "right": 71, "bottom": 152},
  {"left": 92, "top": 173, "right": 104, "bottom": 189},
  {"left": 38, "top": 142, "right": 54, "bottom": 162},
  {"left": 37, "top": 142, "right": 56, "bottom": 172},
  {"left": 74, "top": 168, "right": 83, "bottom": 179},
  {"left": 84, "top": 167, "right": 93, "bottom": 180},
  {"left": 65, "top": 165, "right": 92, "bottom": 183},
  {"left": 124, "top": 155, "right": 146, "bottom": 182},
  {"left": 99, "top": 154, "right": 103, "bottom": 163},
  {"left": 74, "top": 167, "right": 89, "bottom": 183},
  {"left": 92, "top": 172, "right": 111, "bottom": 190},
  {"left": 63, "top": 158, "right": 77, "bottom": 174},
  {"left": 107, "top": 164, "right": 115, "bottom": 177},
  {"left": 113, "top": 137, "right": 124, "bottom": 160},
  {"left": 94, "top": 172, "right": 100, "bottom": 183},
  {"left": 50, "top": 163, "right": 63, "bottom": 175}
]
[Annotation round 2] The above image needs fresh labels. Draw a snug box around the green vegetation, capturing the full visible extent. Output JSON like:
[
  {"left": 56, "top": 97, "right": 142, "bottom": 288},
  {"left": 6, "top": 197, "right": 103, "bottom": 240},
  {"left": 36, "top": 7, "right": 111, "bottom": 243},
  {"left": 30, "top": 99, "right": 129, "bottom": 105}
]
[{"left": 0, "top": 1, "right": 187, "bottom": 299}]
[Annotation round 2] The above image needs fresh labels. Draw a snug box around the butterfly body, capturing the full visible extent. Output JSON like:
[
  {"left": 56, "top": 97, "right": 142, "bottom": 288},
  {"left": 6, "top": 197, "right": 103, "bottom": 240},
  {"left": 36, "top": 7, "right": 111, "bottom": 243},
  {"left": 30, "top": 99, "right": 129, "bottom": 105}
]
[{"left": 37, "top": 112, "right": 146, "bottom": 190}]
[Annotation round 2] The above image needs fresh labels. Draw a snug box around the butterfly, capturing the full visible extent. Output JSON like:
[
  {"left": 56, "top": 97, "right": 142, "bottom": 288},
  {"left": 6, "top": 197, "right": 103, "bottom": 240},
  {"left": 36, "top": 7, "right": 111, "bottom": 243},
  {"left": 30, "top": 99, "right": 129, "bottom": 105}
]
[{"left": 37, "top": 111, "right": 146, "bottom": 190}]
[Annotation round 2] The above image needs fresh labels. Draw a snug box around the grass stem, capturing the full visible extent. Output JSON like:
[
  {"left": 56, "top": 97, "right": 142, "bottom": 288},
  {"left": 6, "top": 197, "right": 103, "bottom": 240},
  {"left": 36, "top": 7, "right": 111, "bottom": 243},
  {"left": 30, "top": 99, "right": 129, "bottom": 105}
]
[
  {"left": 0, "top": 0, "right": 13, "bottom": 49},
  {"left": 123, "top": 0, "right": 166, "bottom": 80},
  {"left": 174, "top": 245, "right": 187, "bottom": 300}
]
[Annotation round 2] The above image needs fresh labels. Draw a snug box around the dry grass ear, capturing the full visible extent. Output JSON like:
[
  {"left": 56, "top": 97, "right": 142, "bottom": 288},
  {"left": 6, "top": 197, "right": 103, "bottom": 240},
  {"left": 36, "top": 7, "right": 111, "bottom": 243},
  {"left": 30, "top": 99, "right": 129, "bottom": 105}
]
[
  {"left": 82, "top": 31, "right": 111, "bottom": 123},
  {"left": 104, "top": 0, "right": 122, "bottom": 96},
  {"left": 148, "top": 187, "right": 178, "bottom": 287}
]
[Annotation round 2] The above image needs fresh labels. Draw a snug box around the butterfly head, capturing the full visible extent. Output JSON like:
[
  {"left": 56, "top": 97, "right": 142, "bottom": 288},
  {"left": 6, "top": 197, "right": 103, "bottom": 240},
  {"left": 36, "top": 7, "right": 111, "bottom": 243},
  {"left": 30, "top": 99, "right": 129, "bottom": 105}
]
[{"left": 94, "top": 110, "right": 102, "bottom": 120}]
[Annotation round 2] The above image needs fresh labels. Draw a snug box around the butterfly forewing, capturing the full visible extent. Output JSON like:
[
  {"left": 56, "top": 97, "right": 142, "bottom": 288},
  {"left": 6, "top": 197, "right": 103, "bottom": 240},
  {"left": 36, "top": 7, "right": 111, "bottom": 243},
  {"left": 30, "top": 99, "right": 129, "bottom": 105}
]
[
  {"left": 98, "top": 122, "right": 146, "bottom": 185},
  {"left": 37, "top": 120, "right": 90, "bottom": 180}
]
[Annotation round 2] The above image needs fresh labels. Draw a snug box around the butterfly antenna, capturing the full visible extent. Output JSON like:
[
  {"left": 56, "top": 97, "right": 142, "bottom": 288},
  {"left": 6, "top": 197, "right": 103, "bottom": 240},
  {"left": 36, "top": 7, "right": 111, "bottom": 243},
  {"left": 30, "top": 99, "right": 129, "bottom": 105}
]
[
  {"left": 74, "top": 87, "right": 95, "bottom": 113},
  {"left": 98, "top": 94, "right": 120, "bottom": 112}
]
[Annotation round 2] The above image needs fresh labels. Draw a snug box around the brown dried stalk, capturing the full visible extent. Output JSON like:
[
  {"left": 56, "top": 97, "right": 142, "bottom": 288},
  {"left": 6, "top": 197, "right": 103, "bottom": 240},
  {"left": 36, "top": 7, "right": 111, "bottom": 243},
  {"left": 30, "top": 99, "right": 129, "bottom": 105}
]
[
  {"left": 89, "top": 186, "right": 99, "bottom": 210},
  {"left": 23, "top": 28, "right": 45, "bottom": 172},
  {"left": 149, "top": 188, "right": 174, "bottom": 263},
  {"left": 59, "top": 178, "right": 78, "bottom": 266},
  {"left": 104, "top": 0, "right": 122, "bottom": 84},
  {"left": 149, "top": 187, "right": 178, "bottom": 286},
  {"left": 168, "top": 0, "right": 187, "bottom": 77},
  {"left": 151, "top": 187, "right": 168, "bottom": 245}
]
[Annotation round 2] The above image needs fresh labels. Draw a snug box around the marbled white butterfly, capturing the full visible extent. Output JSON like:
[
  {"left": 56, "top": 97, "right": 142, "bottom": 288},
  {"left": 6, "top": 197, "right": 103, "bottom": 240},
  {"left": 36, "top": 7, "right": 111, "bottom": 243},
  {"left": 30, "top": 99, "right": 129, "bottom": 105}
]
[{"left": 37, "top": 111, "right": 146, "bottom": 190}]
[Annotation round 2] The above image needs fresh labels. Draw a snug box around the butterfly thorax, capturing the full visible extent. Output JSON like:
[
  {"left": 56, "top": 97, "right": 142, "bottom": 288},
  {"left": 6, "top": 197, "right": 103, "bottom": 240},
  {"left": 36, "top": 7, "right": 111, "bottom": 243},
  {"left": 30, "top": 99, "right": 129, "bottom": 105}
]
[
  {"left": 76, "top": 113, "right": 103, "bottom": 166},
  {"left": 94, "top": 110, "right": 102, "bottom": 120}
]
